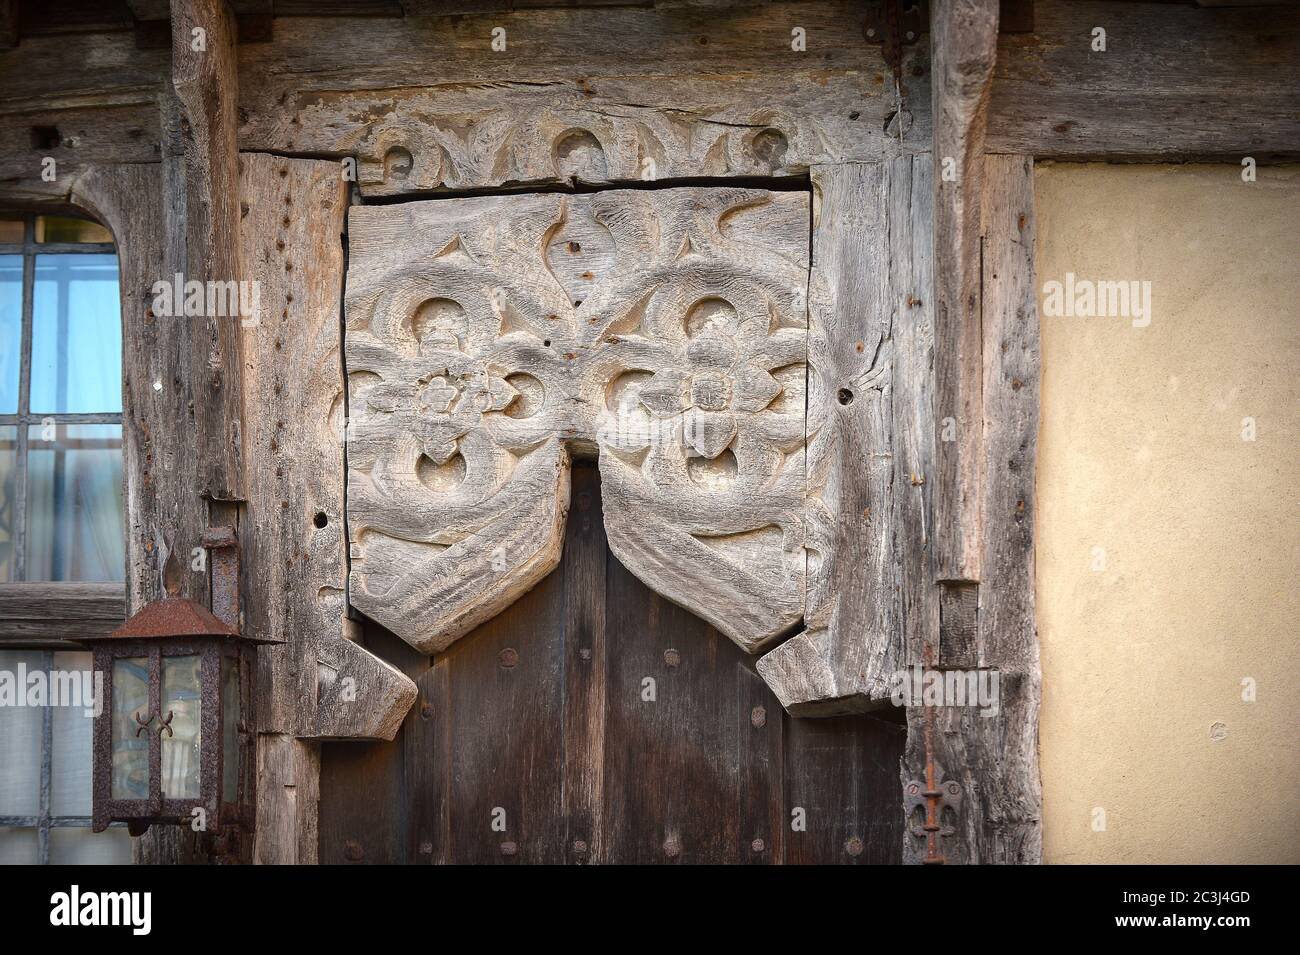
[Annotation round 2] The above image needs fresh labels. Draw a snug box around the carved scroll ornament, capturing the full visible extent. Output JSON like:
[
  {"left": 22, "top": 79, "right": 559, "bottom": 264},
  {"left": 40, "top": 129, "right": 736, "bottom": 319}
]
[{"left": 345, "top": 186, "right": 814, "bottom": 677}]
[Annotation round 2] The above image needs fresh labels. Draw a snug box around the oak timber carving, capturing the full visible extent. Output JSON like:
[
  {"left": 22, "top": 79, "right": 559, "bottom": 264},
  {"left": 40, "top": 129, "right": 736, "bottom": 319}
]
[{"left": 345, "top": 187, "right": 809, "bottom": 657}]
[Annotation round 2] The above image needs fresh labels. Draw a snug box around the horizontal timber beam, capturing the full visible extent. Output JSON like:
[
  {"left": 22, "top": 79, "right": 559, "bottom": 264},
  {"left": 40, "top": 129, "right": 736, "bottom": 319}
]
[
  {"left": 0, "top": 1, "right": 1296, "bottom": 202},
  {"left": 0, "top": 583, "right": 126, "bottom": 642}
]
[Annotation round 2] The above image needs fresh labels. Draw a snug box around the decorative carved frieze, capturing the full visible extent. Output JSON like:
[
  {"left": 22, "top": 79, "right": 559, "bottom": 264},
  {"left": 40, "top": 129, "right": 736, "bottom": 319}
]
[{"left": 345, "top": 187, "right": 810, "bottom": 656}]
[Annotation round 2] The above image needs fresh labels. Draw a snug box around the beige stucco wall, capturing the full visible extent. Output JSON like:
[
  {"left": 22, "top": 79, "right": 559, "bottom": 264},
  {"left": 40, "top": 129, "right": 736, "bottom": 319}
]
[{"left": 1035, "top": 163, "right": 1299, "bottom": 863}]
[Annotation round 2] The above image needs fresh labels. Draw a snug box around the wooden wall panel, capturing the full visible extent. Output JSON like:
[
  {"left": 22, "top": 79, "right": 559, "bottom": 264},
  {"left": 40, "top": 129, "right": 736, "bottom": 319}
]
[{"left": 319, "top": 463, "right": 904, "bottom": 864}]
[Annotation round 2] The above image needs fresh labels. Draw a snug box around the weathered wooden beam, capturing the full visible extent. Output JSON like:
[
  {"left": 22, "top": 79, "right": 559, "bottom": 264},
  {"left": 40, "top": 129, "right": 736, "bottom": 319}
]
[
  {"left": 902, "top": 155, "right": 1041, "bottom": 864},
  {"left": 931, "top": 0, "right": 997, "bottom": 586},
  {"left": 757, "top": 157, "right": 925, "bottom": 715},
  {"left": 171, "top": 0, "right": 245, "bottom": 501},
  {"left": 3, "top": 2, "right": 1298, "bottom": 201},
  {"left": 0, "top": 583, "right": 126, "bottom": 640},
  {"left": 238, "top": 151, "right": 415, "bottom": 862},
  {"left": 72, "top": 161, "right": 207, "bottom": 865},
  {"left": 254, "top": 734, "right": 320, "bottom": 865},
  {"left": 239, "top": 152, "right": 416, "bottom": 743}
]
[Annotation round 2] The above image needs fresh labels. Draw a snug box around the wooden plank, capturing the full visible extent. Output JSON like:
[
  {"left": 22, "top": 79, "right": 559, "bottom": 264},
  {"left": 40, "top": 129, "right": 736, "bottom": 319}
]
[
  {"left": 560, "top": 465, "right": 607, "bottom": 864},
  {"left": 237, "top": 152, "right": 415, "bottom": 862},
  {"left": 931, "top": 0, "right": 997, "bottom": 585},
  {"left": 969, "top": 153, "right": 1040, "bottom": 862},
  {"left": 737, "top": 658, "right": 784, "bottom": 865},
  {"left": 242, "top": 4, "right": 903, "bottom": 195},
  {"left": 0, "top": 582, "right": 125, "bottom": 639},
  {"left": 317, "top": 627, "right": 424, "bottom": 864},
  {"left": 170, "top": 0, "right": 245, "bottom": 501},
  {"left": 784, "top": 711, "right": 905, "bottom": 864},
  {"left": 602, "top": 551, "right": 744, "bottom": 864},
  {"left": 758, "top": 158, "right": 923, "bottom": 716},
  {"left": 71, "top": 163, "right": 208, "bottom": 618},
  {"left": 253, "top": 734, "right": 320, "bottom": 865},
  {"left": 442, "top": 534, "right": 567, "bottom": 864},
  {"left": 238, "top": 152, "right": 416, "bottom": 745},
  {"left": 988, "top": 0, "right": 1300, "bottom": 160},
  {"left": 318, "top": 736, "right": 404, "bottom": 863},
  {"left": 403, "top": 652, "right": 449, "bottom": 864},
  {"left": 901, "top": 155, "right": 1040, "bottom": 865},
  {"left": 0, "top": 1, "right": 17, "bottom": 50}
]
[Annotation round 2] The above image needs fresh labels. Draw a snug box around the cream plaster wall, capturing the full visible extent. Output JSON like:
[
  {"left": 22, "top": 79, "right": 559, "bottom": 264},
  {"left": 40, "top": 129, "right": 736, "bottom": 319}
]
[{"left": 1034, "top": 163, "right": 1299, "bottom": 863}]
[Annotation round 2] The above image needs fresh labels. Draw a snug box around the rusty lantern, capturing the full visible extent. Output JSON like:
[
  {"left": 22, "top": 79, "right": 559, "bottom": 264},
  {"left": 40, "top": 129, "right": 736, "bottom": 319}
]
[{"left": 84, "top": 593, "right": 272, "bottom": 837}]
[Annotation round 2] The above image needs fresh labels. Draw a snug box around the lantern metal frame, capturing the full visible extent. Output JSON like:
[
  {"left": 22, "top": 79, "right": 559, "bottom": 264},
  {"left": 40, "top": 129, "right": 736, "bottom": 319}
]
[{"left": 85, "top": 597, "right": 270, "bottom": 836}]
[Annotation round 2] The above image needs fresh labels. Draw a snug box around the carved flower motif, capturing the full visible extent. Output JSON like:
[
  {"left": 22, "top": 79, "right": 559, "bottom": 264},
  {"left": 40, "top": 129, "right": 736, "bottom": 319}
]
[
  {"left": 365, "top": 366, "right": 519, "bottom": 465},
  {"left": 635, "top": 317, "right": 788, "bottom": 460}
]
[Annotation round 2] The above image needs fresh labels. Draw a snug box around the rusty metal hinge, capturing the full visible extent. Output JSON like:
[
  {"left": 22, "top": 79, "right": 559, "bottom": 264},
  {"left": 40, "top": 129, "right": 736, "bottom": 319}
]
[
  {"left": 905, "top": 775, "right": 962, "bottom": 864},
  {"left": 904, "top": 644, "right": 964, "bottom": 864}
]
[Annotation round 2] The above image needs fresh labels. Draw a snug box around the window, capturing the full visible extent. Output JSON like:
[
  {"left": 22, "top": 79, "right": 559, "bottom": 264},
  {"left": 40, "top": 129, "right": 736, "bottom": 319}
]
[
  {"left": 0, "top": 214, "right": 130, "bottom": 863},
  {"left": 0, "top": 214, "right": 124, "bottom": 582},
  {"left": 0, "top": 649, "right": 131, "bottom": 863}
]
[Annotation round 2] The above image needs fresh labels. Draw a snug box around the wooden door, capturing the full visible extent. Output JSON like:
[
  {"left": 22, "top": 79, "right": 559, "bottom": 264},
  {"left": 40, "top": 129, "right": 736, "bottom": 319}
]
[{"left": 319, "top": 463, "right": 904, "bottom": 864}]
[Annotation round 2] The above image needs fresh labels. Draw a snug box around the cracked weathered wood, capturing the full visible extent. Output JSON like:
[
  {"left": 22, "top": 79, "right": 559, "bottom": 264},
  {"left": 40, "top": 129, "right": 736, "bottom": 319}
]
[
  {"left": 902, "top": 155, "right": 1041, "bottom": 865},
  {"left": 4, "top": 3, "right": 1299, "bottom": 204},
  {"left": 171, "top": 0, "right": 246, "bottom": 500},
  {"left": 254, "top": 733, "right": 320, "bottom": 865},
  {"left": 239, "top": 153, "right": 416, "bottom": 863},
  {"left": 71, "top": 162, "right": 207, "bottom": 865},
  {"left": 239, "top": 153, "right": 416, "bottom": 743},
  {"left": 756, "top": 158, "right": 927, "bottom": 716},
  {"left": 931, "top": 0, "right": 997, "bottom": 585},
  {"left": 239, "top": 4, "right": 919, "bottom": 195},
  {"left": 344, "top": 187, "right": 809, "bottom": 658}
]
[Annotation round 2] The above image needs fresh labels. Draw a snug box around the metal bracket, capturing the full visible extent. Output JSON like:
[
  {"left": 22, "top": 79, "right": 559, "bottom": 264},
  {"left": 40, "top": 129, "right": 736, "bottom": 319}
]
[{"left": 202, "top": 525, "right": 240, "bottom": 632}]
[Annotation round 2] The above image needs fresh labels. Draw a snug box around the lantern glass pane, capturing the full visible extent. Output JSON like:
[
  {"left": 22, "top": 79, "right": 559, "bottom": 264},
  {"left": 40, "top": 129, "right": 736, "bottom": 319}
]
[
  {"left": 221, "top": 655, "right": 239, "bottom": 803},
  {"left": 110, "top": 657, "right": 149, "bottom": 800},
  {"left": 161, "top": 655, "right": 201, "bottom": 799}
]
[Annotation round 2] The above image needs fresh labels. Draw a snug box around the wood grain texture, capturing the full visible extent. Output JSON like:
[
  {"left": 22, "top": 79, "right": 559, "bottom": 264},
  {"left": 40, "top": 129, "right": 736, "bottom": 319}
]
[
  {"left": 344, "top": 187, "right": 809, "bottom": 658},
  {"left": 321, "top": 463, "right": 905, "bottom": 864},
  {"left": 901, "top": 155, "right": 1040, "bottom": 865},
  {"left": 238, "top": 152, "right": 416, "bottom": 743},
  {"left": 757, "top": 158, "right": 928, "bottom": 716},
  {"left": 239, "top": 3, "right": 916, "bottom": 195},
  {"left": 71, "top": 163, "right": 205, "bottom": 865},
  {"left": 71, "top": 164, "right": 207, "bottom": 618},
  {"left": 0, "top": 582, "right": 125, "bottom": 640},
  {"left": 931, "top": 0, "right": 997, "bottom": 584},
  {"left": 253, "top": 734, "right": 320, "bottom": 865},
  {"left": 3, "top": 2, "right": 1298, "bottom": 201},
  {"left": 171, "top": 0, "right": 246, "bottom": 501}
]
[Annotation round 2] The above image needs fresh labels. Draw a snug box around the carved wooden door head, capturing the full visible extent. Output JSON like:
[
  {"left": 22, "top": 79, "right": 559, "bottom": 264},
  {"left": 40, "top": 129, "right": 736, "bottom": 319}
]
[{"left": 345, "top": 187, "right": 811, "bottom": 666}]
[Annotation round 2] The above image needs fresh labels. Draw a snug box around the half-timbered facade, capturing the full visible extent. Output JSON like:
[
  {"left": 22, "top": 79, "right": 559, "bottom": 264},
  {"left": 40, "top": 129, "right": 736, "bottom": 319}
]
[{"left": 0, "top": 0, "right": 1295, "bottom": 866}]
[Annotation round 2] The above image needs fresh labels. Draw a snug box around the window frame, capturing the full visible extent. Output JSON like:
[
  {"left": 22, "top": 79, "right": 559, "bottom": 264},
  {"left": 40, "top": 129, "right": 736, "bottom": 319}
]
[
  {"left": 0, "top": 212, "right": 122, "bottom": 584},
  {"left": 0, "top": 648, "right": 128, "bottom": 864},
  {"left": 0, "top": 215, "right": 130, "bottom": 863}
]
